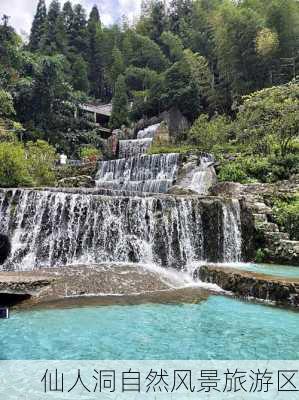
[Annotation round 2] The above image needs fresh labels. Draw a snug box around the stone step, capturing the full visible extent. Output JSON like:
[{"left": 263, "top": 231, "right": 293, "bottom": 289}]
[
  {"left": 257, "top": 222, "right": 279, "bottom": 233},
  {"left": 253, "top": 213, "right": 268, "bottom": 224},
  {"left": 264, "top": 231, "right": 290, "bottom": 243},
  {"left": 249, "top": 202, "right": 273, "bottom": 215}
]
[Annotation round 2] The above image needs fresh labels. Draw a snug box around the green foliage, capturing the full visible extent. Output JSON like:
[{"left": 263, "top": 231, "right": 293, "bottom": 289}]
[
  {"left": 26, "top": 140, "right": 57, "bottom": 186},
  {"left": 218, "top": 163, "right": 249, "bottom": 184},
  {"left": 161, "top": 31, "right": 183, "bottom": 61},
  {"left": 255, "top": 249, "right": 266, "bottom": 263},
  {"left": 163, "top": 59, "right": 200, "bottom": 120},
  {"left": 236, "top": 80, "right": 299, "bottom": 156},
  {"left": 79, "top": 145, "right": 102, "bottom": 161},
  {"left": 125, "top": 66, "right": 160, "bottom": 91},
  {"left": 110, "top": 47, "right": 125, "bottom": 87},
  {"left": 29, "top": 0, "right": 47, "bottom": 51},
  {"left": 110, "top": 74, "right": 128, "bottom": 129},
  {"left": 0, "top": 90, "right": 15, "bottom": 117},
  {"left": 124, "top": 32, "right": 169, "bottom": 72},
  {"left": 148, "top": 143, "right": 195, "bottom": 155},
  {"left": 0, "top": 142, "right": 32, "bottom": 187},
  {"left": 273, "top": 196, "right": 299, "bottom": 240},
  {"left": 189, "top": 114, "right": 231, "bottom": 151},
  {"left": 70, "top": 55, "right": 89, "bottom": 92},
  {"left": 212, "top": 3, "right": 267, "bottom": 98}
]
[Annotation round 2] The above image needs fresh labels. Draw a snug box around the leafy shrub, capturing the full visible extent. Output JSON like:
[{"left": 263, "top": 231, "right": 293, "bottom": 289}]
[
  {"left": 241, "top": 157, "right": 271, "bottom": 182},
  {"left": 26, "top": 140, "right": 57, "bottom": 186},
  {"left": 273, "top": 197, "right": 299, "bottom": 241},
  {"left": 255, "top": 249, "right": 266, "bottom": 263},
  {"left": 79, "top": 145, "right": 102, "bottom": 161},
  {"left": 0, "top": 142, "right": 32, "bottom": 187},
  {"left": 148, "top": 144, "right": 195, "bottom": 155},
  {"left": 218, "top": 163, "right": 249, "bottom": 183},
  {"left": 189, "top": 114, "right": 231, "bottom": 152},
  {"left": 268, "top": 154, "right": 299, "bottom": 181}
]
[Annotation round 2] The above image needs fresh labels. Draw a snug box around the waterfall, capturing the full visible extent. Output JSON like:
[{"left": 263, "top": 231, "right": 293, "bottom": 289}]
[
  {"left": 0, "top": 189, "right": 242, "bottom": 271},
  {"left": 189, "top": 154, "right": 217, "bottom": 195},
  {"left": 119, "top": 138, "right": 153, "bottom": 158},
  {"left": 137, "top": 123, "right": 161, "bottom": 139},
  {"left": 222, "top": 199, "right": 242, "bottom": 263},
  {"left": 96, "top": 153, "right": 179, "bottom": 193}
]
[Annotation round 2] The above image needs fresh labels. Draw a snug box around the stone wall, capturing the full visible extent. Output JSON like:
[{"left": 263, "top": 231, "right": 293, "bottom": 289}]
[
  {"left": 196, "top": 265, "right": 299, "bottom": 308},
  {"left": 210, "top": 181, "right": 299, "bottom": 265}
]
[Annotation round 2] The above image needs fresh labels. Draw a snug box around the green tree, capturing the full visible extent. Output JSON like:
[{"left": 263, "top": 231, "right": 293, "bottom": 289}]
[
  {"left": 110, "top": 47, "right": 125, "bottom": 89},
  {"left": 110, "top": 74, "right": 128, "bottom": 129},
  {"left": 71, "top": 55, "right": 89, "bottom": 92},
  {"left": 189, "top": 113, "right": 231, "bottom": 151},
  {"left": 149, "top": 0, "right": 168, "bottom": 43},
  {"left": 29, "top": 0, "right": 47, "bottom": 51},
  {"left": 41, "top": 0, "right": 64, "bottom": 54},
  {"left": 161, "top": 31, "right": 183, "bottom": 61},
  {"left": 68, "top": 4, "right": 88, "bottom": 55},
  {"left": 26, "top": 140, "right": 57, "bottom": 186},
  {"left": 61, "top": 1, "right": 74, "bottom": 39},
  {"left": 183, "top": 49, "right": 215, "bottom": 111},
  {"left": 169, "top": 0, "right": 193, "bottom": 45},
  {"left": 0, "top": 142, "right": 32, "bottom": 187},
  {"left": 236, "top": 80, "right": 299, "bottom": 156},
  {"left": 125, "top": 66, "right": 160, "bottom": 91},
  {"left": 32, "top": 55, "right": 73, "bottom": 130},
  {"left": 212, "top": 3, "right": 267, "bottom": 100},
  {"left": 87, "top": 5, "right": 103, "bottom": 98},
  {"left": 266, "top": 0, "right": 299, "bottom": 58},
  {"left": 125, "top": 32, "right": 169, "bottom": 72}
]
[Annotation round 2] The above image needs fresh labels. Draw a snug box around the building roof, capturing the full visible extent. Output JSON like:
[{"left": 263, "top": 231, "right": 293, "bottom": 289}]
[{"left": 80, "top": 103, "right": 112, "bottom": 117}]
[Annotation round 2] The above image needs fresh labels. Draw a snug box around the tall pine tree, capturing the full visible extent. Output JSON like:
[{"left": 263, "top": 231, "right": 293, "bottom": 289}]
[
  {"left": 87, "top": 5, "right": 103, "bottom": 98},
  {"left": 40, "top": 0, "right": 65, "bottom": 55},
  {"left": 69, "top": 4, "right": 88, "bottom": 55},
  {"left": 110, "top": 74, "right": 128, "bottom": 129},
  {"left": 29, "top": 0, "right": 47, "bottom": 51}
]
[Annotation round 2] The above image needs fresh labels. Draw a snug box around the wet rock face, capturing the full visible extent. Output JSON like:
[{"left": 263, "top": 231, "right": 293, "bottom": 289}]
[
  {"left": 0, "top": 234, "right": 10, "bottom": 264},
  {"left": 196, "top": 265, "right": 299, "bottom": 308},
  {"left": 57, "top": 175, "right": 95, "bottom": 188}
]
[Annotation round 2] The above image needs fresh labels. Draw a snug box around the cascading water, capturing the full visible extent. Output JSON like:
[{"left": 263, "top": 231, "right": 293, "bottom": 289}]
[
  {"left": 0, "top": 189, "right": 242, "bottom": 271},
  {"left": 96, "top": 153, "right": 179, "bottom": 193},
  {"left": 222, "top": 199, "right": 242, "bottom": 263},
  {"left": 118, "top": 123, "right": 161, "bottom": 158},
  {"left": 189, "top": 154, "right": 217, "bottom": 195},
  {"left": 137, "top": 123, "right": 161, "bottom": 139},
  {"left": 118, "top": 138, "right": 153, "bottom": 158}
]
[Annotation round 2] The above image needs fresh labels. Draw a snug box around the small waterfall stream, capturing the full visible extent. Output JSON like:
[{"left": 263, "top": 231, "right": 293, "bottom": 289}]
[
  {"left": 96, "top": 153, "right": 179, "bottom": 193},
  {"left": 118, "top": 138, "right": 153, "bottom": 158}
]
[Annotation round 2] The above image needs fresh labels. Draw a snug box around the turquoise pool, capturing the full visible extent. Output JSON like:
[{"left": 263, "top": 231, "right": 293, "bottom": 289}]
[
  {"left": 223, "top": 262, "right": 299, "bottom": 278},
  {"left": 1, "top": 295, "right": 299, "bottom": 360}
]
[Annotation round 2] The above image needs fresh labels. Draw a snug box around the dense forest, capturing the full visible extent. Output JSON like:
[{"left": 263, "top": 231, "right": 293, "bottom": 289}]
[{"left": 0, "top": 0, "right": 298, "bottom": 181}]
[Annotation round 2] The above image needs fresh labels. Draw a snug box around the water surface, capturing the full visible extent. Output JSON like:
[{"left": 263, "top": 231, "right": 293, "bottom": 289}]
[{"left": 1, "top": 295, "right": 298, "bottom": 360}]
